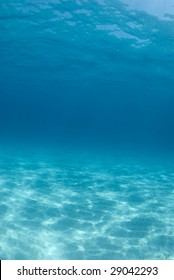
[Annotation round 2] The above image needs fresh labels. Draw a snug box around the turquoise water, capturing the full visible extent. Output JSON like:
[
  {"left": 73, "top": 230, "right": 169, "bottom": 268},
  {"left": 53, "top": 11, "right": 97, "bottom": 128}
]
[
  {"left": 0, "top": 0, "right": 174, "bottom": 259},
  {"left": 0, "top": 147, "right": 174, "bottom": 260}
]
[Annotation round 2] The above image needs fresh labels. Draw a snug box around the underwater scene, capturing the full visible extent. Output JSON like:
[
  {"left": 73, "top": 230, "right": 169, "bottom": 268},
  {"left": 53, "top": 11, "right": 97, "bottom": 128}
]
[{"left": 0, "top": 0, "right": 174, "bottom": 259}]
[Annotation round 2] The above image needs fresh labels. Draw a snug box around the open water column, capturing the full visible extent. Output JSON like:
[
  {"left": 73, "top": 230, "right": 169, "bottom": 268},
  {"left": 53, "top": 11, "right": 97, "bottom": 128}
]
[{"left": 0, "top": 0, "right": 174, "bottom": 260}]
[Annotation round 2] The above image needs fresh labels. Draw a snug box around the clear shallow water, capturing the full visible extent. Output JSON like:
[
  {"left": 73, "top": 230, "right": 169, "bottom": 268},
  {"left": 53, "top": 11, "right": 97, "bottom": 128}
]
[
  {"left": 1, "top": 0, "right": 174, "bottom": 147},
  {"left": 1, "top": 0, "right": 174, "bottom": 260},
  {"left": 0, "top": 148, "right": 174, "bottom": 260}
]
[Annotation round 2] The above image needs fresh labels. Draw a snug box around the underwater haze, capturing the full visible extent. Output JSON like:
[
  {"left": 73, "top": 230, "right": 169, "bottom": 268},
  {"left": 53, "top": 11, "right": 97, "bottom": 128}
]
[{"left": 0, "top": 0, "right": 174, "bottom": 259}]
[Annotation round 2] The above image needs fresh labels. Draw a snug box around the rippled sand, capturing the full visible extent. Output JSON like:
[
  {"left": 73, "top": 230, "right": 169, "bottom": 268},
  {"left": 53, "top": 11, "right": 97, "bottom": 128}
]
[{"left": 0, "top": 149, "right": 174, "bottom": 260}]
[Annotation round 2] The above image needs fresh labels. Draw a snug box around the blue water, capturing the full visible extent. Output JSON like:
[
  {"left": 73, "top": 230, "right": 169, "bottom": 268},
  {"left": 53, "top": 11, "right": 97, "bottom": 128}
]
[{"left": 0, "top": 0, "right": 174, "bottom": 259}]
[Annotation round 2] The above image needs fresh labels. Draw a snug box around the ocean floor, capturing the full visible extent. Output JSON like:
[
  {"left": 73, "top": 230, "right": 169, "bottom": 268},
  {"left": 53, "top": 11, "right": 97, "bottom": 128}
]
[{"left": 0, "top": 147, "right": 174, "bottom": 260}]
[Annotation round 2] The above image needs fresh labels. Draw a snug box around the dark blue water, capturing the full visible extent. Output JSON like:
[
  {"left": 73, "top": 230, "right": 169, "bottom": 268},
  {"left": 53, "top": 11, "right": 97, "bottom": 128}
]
[{"left": 0, "top": 0, "right": 174, "bottom": 259}]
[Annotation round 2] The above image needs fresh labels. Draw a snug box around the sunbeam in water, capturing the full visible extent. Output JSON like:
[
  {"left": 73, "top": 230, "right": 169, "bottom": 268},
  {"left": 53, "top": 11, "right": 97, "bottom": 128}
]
[{"left": 0, "top": 0, "right": 174, "bottom": 260}]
